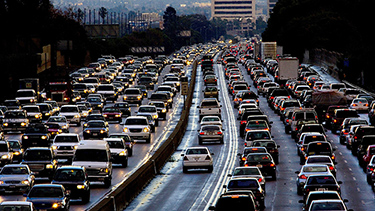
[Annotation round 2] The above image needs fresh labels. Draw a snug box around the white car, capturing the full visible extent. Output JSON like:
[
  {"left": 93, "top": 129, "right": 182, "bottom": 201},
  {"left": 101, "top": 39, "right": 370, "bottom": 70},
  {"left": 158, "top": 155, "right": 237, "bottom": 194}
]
[
  {"left": 295, "top": 164, "right": 332, "bottom": 195},
  {"left": 181, "top": 147, "right": 214, "bottom": 173},
  {"left": 46, "top": 116, "right": 69, "bottom": 132},
  {"left": 200, "top": 116, "right": 223, "bottom": 127},
  {"left": 59, "top": 105, "right": 81, "bottom": 126},
  {"left": 349, "top": 98, "right": 369, "bottom": 112},
  {"left": 136, "top": 105, "right": 159, "bottom": 126},
  {"left": 51, "top": 133, "right": 81, "bottom": 162},
  {"left": 123, "top": 116, "right": 151, "bottom": 143}
]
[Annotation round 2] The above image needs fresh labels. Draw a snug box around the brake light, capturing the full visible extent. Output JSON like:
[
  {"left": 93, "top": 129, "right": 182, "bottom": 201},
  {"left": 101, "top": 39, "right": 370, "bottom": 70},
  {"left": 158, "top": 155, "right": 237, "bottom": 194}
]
[
  {"left": 258, "top": 178, "right": 262, "bottom": 183},
  {"left": 326, "top": 115, "right": 330, "bottom": 119},
  {"left": 352, "top": 104, "right": 357, "bottom": 106},
  {"left": 299, "top": 174, "right": 307, "bottom": 179},
  {"left": 242, "top": 157, "right": 246, "bottom": 161},
  {"left": 217, "top": 131, "right": 222, "bottom": 135},
  {"left": 286, "top": 119, "right": 290, "bottom": 123},
  {"left": 199, "top": 132, "right": 205, "bottom": 135},
  {"left": 241, "top": 121, "right": 247, "bottom": 124},
  {"left": 329, "top": 166, "right": 334, "bottom": 171},
  {"left": 333, "top": 119, "right": 337, "bottom": 123},
  {"left": 331, "top": 155, "right": 335, "bottom": 160},
  {"left": 270, "top": 163, "right": 275, "bottom": 167},
  {"left": 244, "top": 164, "right": 248, "bottom": 167}
]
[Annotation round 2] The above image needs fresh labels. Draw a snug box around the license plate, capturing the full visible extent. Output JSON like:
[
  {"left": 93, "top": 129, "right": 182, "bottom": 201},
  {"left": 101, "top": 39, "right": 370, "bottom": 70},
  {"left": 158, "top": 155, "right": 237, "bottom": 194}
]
[
  {"left": 109, "top": 117, "right": 113, "bottom": 119},
  {"left": 32, "top": 142, "right": 37, "bottom": 145},
  {"left": 40, "top": 210, "right": 47, "bottom": 211},
  {"left": 66, "top": 190, "right": 71, "bottom": 194},
  {"left": 317, "top": 188, "right": 328, "bottom": 191},
  {"left": 256, "top": 164, "right": 263, "bottom": 168},
  {"left": 9, "top": 186, "right": 15, "bottom": 189},
  {"left": 93, "top": 133, "right": 98, "bottom": 136}
]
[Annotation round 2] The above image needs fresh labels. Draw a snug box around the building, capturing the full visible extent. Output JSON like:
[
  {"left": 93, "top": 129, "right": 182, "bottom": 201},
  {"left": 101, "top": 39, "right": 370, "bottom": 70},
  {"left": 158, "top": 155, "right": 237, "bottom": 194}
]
[
  {"left": 211, "top": 0, "right": 256, "bottom": 36},
  {"left": 268, "top": 0, "right": 278, "bottom": 18}
]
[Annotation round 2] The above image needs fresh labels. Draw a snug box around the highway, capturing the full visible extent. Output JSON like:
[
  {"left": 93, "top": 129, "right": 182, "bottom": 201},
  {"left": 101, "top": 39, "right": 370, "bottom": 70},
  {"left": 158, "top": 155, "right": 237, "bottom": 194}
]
[
  {"left": 0, "top": 64, "right": 192, "bottom": 210},
  {"left": 126, "top": 54, "right": 375, "bottom": 211}
]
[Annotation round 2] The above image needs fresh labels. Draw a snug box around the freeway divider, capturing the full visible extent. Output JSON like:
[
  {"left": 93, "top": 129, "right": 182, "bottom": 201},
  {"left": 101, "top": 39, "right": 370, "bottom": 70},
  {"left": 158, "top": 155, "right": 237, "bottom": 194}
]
[{"left": 87, "top": 60, "right": 198, "bottom": 211}]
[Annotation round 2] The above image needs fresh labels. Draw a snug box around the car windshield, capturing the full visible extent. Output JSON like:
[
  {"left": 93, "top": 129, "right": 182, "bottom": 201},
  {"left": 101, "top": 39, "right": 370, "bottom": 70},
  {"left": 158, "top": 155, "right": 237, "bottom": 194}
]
[
  {"left": 307, "top": 176, "right": 336, "bottom": 185},
  {"left": 8, "top": 141, "right": 20, "bottom": 149},
  {"left": 24, "top": 107, "right": 39, "bottom": 112},
  {"left": 0, "top": 205, "right": 32, "bottom": 211},
  {"left": 201, "top": 101, "right": 218, "bottom": 107},
  {"left": 246, "top": 121, "right": 268, "bottom": 129},
  {"left": 103, "top": 107, "right": 120, "bottom": 112},
  {"left": 107, "top": 141, "right": 124, "bottom": 148},
  {"left": 303, "top": 166, "right": 328, "bottom": 173},
  {"left": 48, "top": 117, "right": 66, "bottom": 123},
  {"left": 125, "top": 89, "right": 141, "bottom": 94},
  {"left": 336, "top": 110, "right": 358, "bottom": 118},
  {"left": 115, "top": 103, "right": 129, "bottom": 108},
  {"left": 252, "top": 141, "right": 276, "bottom": 148},
  {"left": 88, "top": 98, "right": 101, "bottom": 102},
  {"left": 4, "top": 111, "right": 25, "bottom": 119},
  {"left": 246, "top": 154, "right": 272, "bottom": 162},
  {"left": 54, "top": 136, "right": 78, "bottom": 143},
  {"left": 310, "top": 201, "right": 344, "bottom": 210},
  {"left": 73, "top": 84, "right": 87, "bottom": 89},
  {"left": 202, "top": 117, "right": 220, "bottom": 122},
  {"left": 97, "top": 86, "right": 114, "bottom": 91},
  {"left": 25, "top": 126, "right": 47, "bottom": 133},
  {"left": 16, "top": 90, "right": 34, "bottom": 97},
  {"left": 215, "top": 197, "right": 256, "bottom": 211},
  {"left": 28, "top": 187, "right": 63, "bottom": 198},
  {"left": 307, "top": 157, "right": 332, "bottom": 163},
  {"left": 233, "top": 168, "right": 260, "bottom": 176},
  {"left": 138, "top": 107, "right": 156, "bottom": 112},
  {"left": 74, "top": 149, "right": 108, "bottom": 162},
  {"left": 23, "top": 150, "right": 51, "bottom": 161},
  {"left": 125, "top": 118, "right": 147, "bottom": 125},
  {"left": 150, "top": 94, "right": 167, "bottom": 100},
  {"left": 308, "top": 143, "right": 332, "bottom": 155},
  {"left": 186, "top": 148, "right": 208, "bottom": 155},
  {"left": 87, "top": 121, "right": 106, "bottom": 127},
  {"left": 1, "top": 166, "right": 29, "bottom": 175},
  {"left": 60, "top": 106, "right": 78, "bottom": 112},
  {"left": 246, "top": 131, "right": 271, "bottom": 141},
  {"left": 201, "top": 126, "right": 220, "bottom": 131},
  {"left": 54, "top": 169, "right": 85, "bottom": 181},
  {"left": 228, "top": 179, "right": 258, "bottom": 189}
]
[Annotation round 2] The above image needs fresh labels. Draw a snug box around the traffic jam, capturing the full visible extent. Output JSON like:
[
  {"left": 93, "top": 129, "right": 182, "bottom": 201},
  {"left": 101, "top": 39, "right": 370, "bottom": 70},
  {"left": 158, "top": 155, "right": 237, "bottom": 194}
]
[
  {"left": 198, "top": 42, "right": 375, "bottom": 210},
  {"left": 0, "top": 52, "right": 190, "bottom": 209}
]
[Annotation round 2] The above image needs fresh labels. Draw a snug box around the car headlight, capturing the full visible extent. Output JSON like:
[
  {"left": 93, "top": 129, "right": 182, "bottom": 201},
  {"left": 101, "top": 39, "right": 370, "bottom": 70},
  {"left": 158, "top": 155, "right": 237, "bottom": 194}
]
[
  {"left": 123, "top": 96, "right": 128, "bottom": 100},
  {"left": 74, "top": 145, "right": 78, "bottom": 150},
  {"left": 153, "top": 114, "right": 158, "bottom": 119},
  {"left": 143, "top": 127, "right": 150, "bottom": 133},
  {"left": 30, "top": 99, "right": 34, "bottom": 102},
  {"left": 119, "top": 151, "right": 126, "bottom": 156},
  {"left": 0, "top": 181, "right": 4, "bottom": 185},
  {"left": 115, "top": 114, "right": 121, "bottom": 117},
  {"left": 35, "top": 114, "right": 40, "bottom": 118},
  {"left": 77, "top": 185, "right": 85, "bottom": 189},
  {"left": 74, "top": 114, "right": 80, "bottom": 118},
  {"left": 123, "top": 127, "right": 129, "bottom": 133},
  {"left": 51, "top": 146, "right": 57, "bottom": 150},
  {"left": 137, "top": 96, "right": 142, "bottom": 100},
  {"left": 21, "top": 122, "right": 27, "bottom": 126},
  {"left": 21, "top": 180, "right": 30, "bottom": 185},
  {"left": 52, "top": 203, "right": 60, "bottom": 209},
  {"left": 85, "top": 130, "right": 90, "bottom": 133},
  {"left": 162, "top": 109, "right": 167, "bottom": 113},
  {"left": 103, "top": 114, "right": 108, "bottom": 117},
  {"left": 3, "top": 123, "right": 8, "bottom": 127},
  {"left": 100, "top": 130, "right": 105, "bottom": 134},
  {"left": 45, "top": 113, "right": 50, "bottom": 116},
  {"left": 41, "top": 136, "right": 47, "bottom": 140},
  {"left": 46, "top": 164, "right": 54, "bottom": 169},
  {"left": 1, "top": 155, "right": 8, "bottom": 159},
  {"left": 13, "top": 151, "right": 20, "bottom": 156},
  {"left": 23, "top": 136, "right": 29, "bottom": 140},
  {"left": 100, "top": 168, "right": 109, "bottom": 173}
]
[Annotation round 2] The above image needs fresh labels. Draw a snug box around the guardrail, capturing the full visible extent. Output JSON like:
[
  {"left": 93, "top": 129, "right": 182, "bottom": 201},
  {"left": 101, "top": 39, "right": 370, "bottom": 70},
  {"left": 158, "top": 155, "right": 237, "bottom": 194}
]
[{"left": 87, "top": 60, "right": 198, "bottom": 211}]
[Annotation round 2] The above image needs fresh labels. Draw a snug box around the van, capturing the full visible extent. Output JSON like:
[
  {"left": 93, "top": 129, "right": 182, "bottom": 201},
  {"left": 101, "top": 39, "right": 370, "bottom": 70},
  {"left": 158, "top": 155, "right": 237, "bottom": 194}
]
[{"left": 72, "top": 140, "right": 112, "bottom": 187}]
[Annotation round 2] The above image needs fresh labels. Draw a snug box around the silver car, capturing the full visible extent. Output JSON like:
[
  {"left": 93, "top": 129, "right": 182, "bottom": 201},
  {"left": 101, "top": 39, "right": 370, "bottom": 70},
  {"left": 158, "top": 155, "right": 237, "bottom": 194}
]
[
  {"left": 228, "top": 166, "right": 266, "bottom": 190},
  {"left": 0, "top": 164, "right": 35, "bottom": 193},
  {"left": 197, "top": 125, "right": 224, "bottom": 144},
  {"left": 295, "top": 164, "right": 332, "bottom": 195}
]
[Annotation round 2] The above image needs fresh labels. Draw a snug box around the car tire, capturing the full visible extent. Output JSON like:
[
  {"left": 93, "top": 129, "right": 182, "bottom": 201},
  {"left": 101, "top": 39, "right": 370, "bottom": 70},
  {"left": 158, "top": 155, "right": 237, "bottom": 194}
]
[
  {"left": 207, "top": 166, "right": 213, "bottom": 173},
  {"left": 122, "top": 158, "right": 128, "bottom": 167},
  {"left": 183, "top": 166, "right": 188, "bottom": 173},
  {"left": 146, "top": 136, "right": 151, "bottom": 143},
  {"left": 128, "top": 148, "right": 133, "bottom": 157},
  {"left": 82, "top": 191, "right": 90, "bottom": 204},
  {"left": 104, "top": 178, "right": 111, "bottom": 188}
]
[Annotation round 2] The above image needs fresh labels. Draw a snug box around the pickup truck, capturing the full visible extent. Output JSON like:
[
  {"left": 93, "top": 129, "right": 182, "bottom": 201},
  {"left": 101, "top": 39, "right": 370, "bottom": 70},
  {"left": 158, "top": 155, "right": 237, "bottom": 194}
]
[{"left": 197, "top": 98, "right": 222, "bottom": 120}]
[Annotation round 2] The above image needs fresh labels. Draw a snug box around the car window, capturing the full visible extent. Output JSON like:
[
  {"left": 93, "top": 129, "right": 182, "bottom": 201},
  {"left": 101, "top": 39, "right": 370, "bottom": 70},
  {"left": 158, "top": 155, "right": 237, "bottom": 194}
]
[
  {"left": 54, "top": 136, "right": 78, "bottom": 143},
  {"left": 302, "top": 166, "right": 328, "bottom": 173},
  {"left": 28, "top": 187, "right": 63, "bottom": 198},
  {"left": 23, "top": 150, "right": 51, "bottom": 161},
  {"left": 310, "top": 202, "right": 344, "bottom": 210},
  {"left": 1, "top": 166, "right": 28, "bottom": 175},
  {"left": 233, "top": 168, "right": 260, "bottom": 176},
  {"left": 246, "top": 154, "right": 272, "bottom": 162},
  {"left": 74, "top": 149, "right": 108, "bottom": 162},
  {"left": 228, "top": 180, "right": 258, "bottom": 189},
  {"left": 186, "top": 148, "right": 208, "bottom": 155},
  {"left": 307, "top": 176, "right": 336, "bottom": 185},
  {"left": 54, "top": 169, "right": 85, "bottom": 181}
]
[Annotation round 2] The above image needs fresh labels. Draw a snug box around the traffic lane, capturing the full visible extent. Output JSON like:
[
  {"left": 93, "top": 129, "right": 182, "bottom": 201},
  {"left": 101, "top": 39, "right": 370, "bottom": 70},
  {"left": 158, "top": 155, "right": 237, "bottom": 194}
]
[{"left": 126, "top": 62, "right": 238, "bottom": 210}]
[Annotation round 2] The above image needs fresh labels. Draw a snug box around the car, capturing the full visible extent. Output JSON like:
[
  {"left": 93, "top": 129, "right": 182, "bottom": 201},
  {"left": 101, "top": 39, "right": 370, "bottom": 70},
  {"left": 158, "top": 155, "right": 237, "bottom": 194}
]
[
  {"left": 295, "top": 164, "right": 333, "bottom": 195},
  {"left": 0, "top": 164, "right": 35, "bottom": 193},
  {"left": 45, "top": 122, "right": 64, "bottom": 138},
  {"left": 25, "top": 184, "right": 70, "bottom": 211},
  {"left": 47, "top": 116, "right": 69, "bottom": 133},
  {"left": 0, "top": 140, "right": 13, "bottom": 166},
  {"left": 307, "top": 199, "right": 350, "bottom": 211},
  {"left": 72, "top": 140, "right": 112, "bottom": 187},
  {"left": 300, "top": 191, "right": 346, "bottom": 211},
  {"left": 102, "top": 106, "right": 122, "bottom": 123},
  {"left": 36, "top": 103, "right": 54, "bottom": 120},
  {"left": 330, "top": 109, "right": 359, "bottom": 134},
  {"left": 301, "top": 141, "right": 336, "bottom": 165},
  {"left": 208, "top": 191, "right": 259, "bottom": 211},
  {"left": 52, "top": 166, "right": 90, "bottom": 203},
  {"left": 339, "top": 117, "right": 368, "bottom": 144},
  {"left": 244, "top": 152, "right": 277, "bottom": 180},
  {"left": 87, "top": 97, "right": 104, "bottom": 111},
  {"left": 104, "top": 138, "right": 129, "bottom": 167},
  {"left": 114, "top": 102, "right": 131, "bottom": 117},
  {"left": 244, "top": 120, "right": 271, "bottom": 137},
  {"left": 59, "top": 105, "right": 82, "bottom": 126},
  {"left": 296, "top": 132, "right": 328, "bottom": 156},
  {"left": 51, "top": 133, "right": 81, "bottom": 163},
  {"left": 108, "top": 133, "right": 135, "bottom": 157},
  {"left": 76, "top": 103, "right": 92, "bottom": 119},
  {"left": 21, "top": 123, "right": 51, "bottom": 149},
  {"left": 136, "top": 105, "right": 159, "bottom": 126},
  {"left": 96, "top": 84, "right": 117, "bottom": 101},
  {"left": 123, "top": 116, "right": 151, "bottom": 143},
  {"left": 2, "top": 110, "right": 29, "bottom": 133},
  {"left": 197, "top": 125, "right": 224, "bottom": 144},
  {"left": 23, "top": 105, "right": 42, "bottom": 122},
  {"left": 223, "top": 178, "right": 265, "bottom": 210},
  {"left": 237, "top": 147, "right": 268, "bottom": 166},
  {"left": 250, "top": 139, "right": 280, "bottom": 164},
  {"left": 21, "top": 147, "right": 57, "bottom": 180},
  {"left": 83, "top": 120, "right": 109, "bottom": 139},
  {"left": 203, "top": 86, "right": 219, "bottom": 99},
  {"left": 7, "top": 139, "right": 23, "bottom": 163},
  {"left": 0, "top": 201, "right": 36, "bottom": 211},
  {"left": 181, "top": 147, "right": 214, "bottom": 173},
  {"left": 302, "top": 174, "right": 342, "bottom": 200},
  {"left": 356, "top": 135, "right": 375, "bottom": 166},
  {"left": 148, "top": 101, "right": 168, "bottom": 120},
  {"left": 228, "top": 166, "right": 266, "bottom": 190},
  {"left": 200, "top": 116, "right": 223, "bottom": 127},
  {"left": 244, "top": 130, "right": 273, "bottom": 147},
  {"left": 349, "top": 98, "right": 369, "bottom": 112}
]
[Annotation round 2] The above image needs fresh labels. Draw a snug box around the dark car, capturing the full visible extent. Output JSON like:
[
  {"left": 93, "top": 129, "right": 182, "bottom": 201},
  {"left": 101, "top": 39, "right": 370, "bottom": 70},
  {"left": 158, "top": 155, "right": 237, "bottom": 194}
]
[
  {"left": 108, "top": 133, "right": 135, "bottom": 157},
  {"left": 209, "top": 191, "right": 259, "bottom": 211},
  {"left": 357, "top": 135, "right": 375, "bottom": 166},
  {"left": 36, "top": 103, "right": 54, "bottom": 120},
  {"left": 244, "top": 152, "right": 277, "bottom": 180},
  {"left": 45, "top": 122, "right": 64, "bottom": 138},
  {"left": 324, "top": 105, "right": 348, "bottom": 127},
  {"left": 267, "top": 89, "right": 290, "bottom": 106},
  {"left": 138, "top": 76, "right": 154, "bottom": 90},
  {"left": 113, "top": 102, "right": 131, "bottom": 117},
  {"left": 7, "top": 139, "right": 23, "bottom": 163},
  {"left": 52, "top": 166, "right": 90, "bottom": 203},
  {"left": 87, "top": 97, "right": 104, "bottom": 111},
  {"left": 301, "top": 141, "right": 336, "bottom": 165},
  {"left": 21, "top": 147, "right": 57, "bottom": 180},
  {"left": 102, "top": 106, "right": 122, "bottom": 123},
  {"left": 330, "top": 109, "right": 359, "bottom": 134},
  {"left": 296, "top": 123, "right": 326, "bottom": 142},
  {"left": 350, "top": 125, "right": 375, "bottom": 155},
  {"left": 238, "top": 147, "right": 268, "bottom": 166},
  {"left": 302, "top": 174, "right": 342, "bottom": 201},
  {"left": 21, "top": 123, "right": 51, "bottom": 149},
  {"left": 83, "top": 120, "right": 109, "bottom": 139},
  {"left": 25, "top": 184, "right": 70, "bottom": 211},
  {"left": 250, "top": 140, "right": 280, "bottom": 164}
]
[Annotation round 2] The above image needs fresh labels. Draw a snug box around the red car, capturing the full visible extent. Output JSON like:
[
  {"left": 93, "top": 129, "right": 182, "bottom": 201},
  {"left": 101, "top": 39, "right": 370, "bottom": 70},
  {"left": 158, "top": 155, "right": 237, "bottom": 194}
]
[
  {"left": 102, "top": 106, "right": 122, "bottom": 123},
  {"left": 362, "top": 145, "right": 375, "bottom": 167}
]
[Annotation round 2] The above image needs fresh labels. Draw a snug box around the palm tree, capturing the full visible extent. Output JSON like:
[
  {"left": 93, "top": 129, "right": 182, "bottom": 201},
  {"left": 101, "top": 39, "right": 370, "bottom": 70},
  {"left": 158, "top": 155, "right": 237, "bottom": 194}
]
[{"left": 99, "top": 7, "right": 107, "bottom": 24}]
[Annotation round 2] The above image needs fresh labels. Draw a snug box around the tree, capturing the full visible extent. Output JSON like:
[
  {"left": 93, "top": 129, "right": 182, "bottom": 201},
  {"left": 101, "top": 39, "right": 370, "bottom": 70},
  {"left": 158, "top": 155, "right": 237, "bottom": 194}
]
[{"left": 99, "top": 7, "right": 108, "bottom": 24}]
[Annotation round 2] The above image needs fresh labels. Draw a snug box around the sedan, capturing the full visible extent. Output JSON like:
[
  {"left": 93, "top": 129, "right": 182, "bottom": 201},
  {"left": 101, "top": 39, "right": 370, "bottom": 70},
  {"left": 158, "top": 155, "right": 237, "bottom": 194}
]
[
  {"left": 295, "top": 164, "right": 332, "bottom": 195},
  {"left": 228, "top": 166, "right": 266, "bottom": 190},
  {"left": 244, "top": 152, "right": 277, "bottom": 180},
  {"left": 181, "top": 147, "right": 214, "bottom": 173},
  {"left": 25, "top": 184, "right": 70, "bottom": 211},
  {"left": 83, "top": 120, "right": 109, "bottom": 139},
  {"left": 47, "top": 116, "right": 69, "bottom": 133},
  {"left": 197, "top": 125, "right": 224, "bottom": 144},
  {"left": 200, "top": 116, "right": 223, "bottom": 127},
  {"left": 0, "top": 164, "right": 35, "bottom": 193},
  {"left": 102, "top": 106, "right": 122, "bottom": 123},
  {"left": 349, "top": 98, "right": 369, "bottom": 112},
  {"left": 302, "top": 174, "right": 342, "bottom": 200}
]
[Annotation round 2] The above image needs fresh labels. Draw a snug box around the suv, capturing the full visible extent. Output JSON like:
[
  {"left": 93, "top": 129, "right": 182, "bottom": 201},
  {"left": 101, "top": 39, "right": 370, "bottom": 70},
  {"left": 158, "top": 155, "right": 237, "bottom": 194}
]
[
  {"left": 21, "top": 147, "right": 57, "bottom": 180},
  {"left": 51, "top": 133, "right": 81, "bottom": 163},
  {"left": 209, "top": 191, "right": 258, "bottom": 211},
  {"left": 59, "top": 105, "right": 82, "bottom": 126},
  {"left": 148, "top": 101, "right": 168, "bottom": 120},
  {"left": 123, "top": 116, "right": 151, "bottom": 143},
  {"left": 267, "top": 88, "right": 290, "bottom": 106},
  {"left": 72, "top": 140, "right": 112, "bottom": 187},
  {"left": 330, "top": 109, "right": 359, "bottom": 134},
  {"left": 351, "top": 126, "right": 375, "bottom": 155},
  {"left": 197, "top": 98, "right": 222, "bottom": 120},
  {"left": 290, "top": 109, "right": 318, "bottom": 139},
  {"left": 137, "top": 105, "right": 159, "bottom": 126},
  {"left": 52, "top": 165, "right": 90, "bottom": 203},
  {"left": 21, "top": 123, "right": 51, "bottom": 149},
  {"left": 104, "top": 138, "right": 129, "bottom": 167},
  {"left": 22, "top": 105, "right": 42, "bottom": 123},
  {"left": 96, "top": 84, "right": 117, "bottom": 102},
  {"left": 2, "top": 110, "right": 29, "bottom": 133},
  {"left": 300, "top": 141, "right": 335, "bottom": 165},
  {"left": 123, "top": 88, "right": 143, "bottom": 105},
  {"left": 0, "top": 141, "right": 13, "bottom": 166}
]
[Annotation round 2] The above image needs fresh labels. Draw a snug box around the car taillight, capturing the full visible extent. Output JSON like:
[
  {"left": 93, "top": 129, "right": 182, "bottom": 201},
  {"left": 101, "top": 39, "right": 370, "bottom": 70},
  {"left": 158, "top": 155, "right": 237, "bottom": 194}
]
[
  {"left": 299, "top": 174, "right": 307, "bottom": 179},
  {"left": 352, "top": 104, "right": 357, "bottom": 106},
  {"left": 184, "top": 156, "right": 189, "bottom": 161},
  {"left": 241, "top": 121, "right": 247, "bottom": 124},
  {"left": 242, "top": 157, "right": 246, "bottom": 161},
  {"left": 258, "top": 178, "right": 262, "bottom": 183},
  {"left": 199, "top": 132, "right": 205, "bottom": 135},
  {"left": 331, "top": 155, "right": 335, "bottom": 160},
  {"left": 326, "top": 115, "right": 330, "bottom": 119},
  {"left": 244, "top": 164, "right": 248, "bottom": 167},
  {"left": 329, "top": 166, "right": 334, "bottom": 171},
  {"left": 286, "top": 119, "right": 289, "bottom": 123},
  {"left": 217, "top": 131, "right": 222, "bottom": 135},
  {"left": 333, "top": 119, "right": 337, "bottom": 123},
  {"left": 270, "top": 163, "right": 275, "bottom": 167},
  {"left": 205, "top": 155, "right": 211, "bottom": 160}
]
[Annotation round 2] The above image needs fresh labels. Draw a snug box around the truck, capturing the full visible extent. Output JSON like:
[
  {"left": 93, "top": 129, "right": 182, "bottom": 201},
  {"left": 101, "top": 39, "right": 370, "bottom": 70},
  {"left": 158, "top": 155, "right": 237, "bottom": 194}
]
[
  {"left": 46, "top": 82, "right": 71, "bottom": 105},
  {"left": 260, "top": 42, "right": 277, "bottom": 61},
  {"left": 275, "top": 57, "right": 299, "bottom": 86},
  {"left": 312, "top": 90, "right": 348, "bottom": 123},
  {"left": 19, "top": 78, "right": 40, "bottom": 103}
]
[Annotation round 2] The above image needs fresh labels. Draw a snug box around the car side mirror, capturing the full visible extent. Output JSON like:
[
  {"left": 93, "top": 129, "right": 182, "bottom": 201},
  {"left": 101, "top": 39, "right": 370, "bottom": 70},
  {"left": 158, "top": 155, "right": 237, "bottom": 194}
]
[
  {"left": 295, "top": 171, "right": 300, "bottom": 174},
  {"left": 181, "top": 154, "right": 184, "bottom": 156},
  {"left": 227, "top": 174, "right": 232, "bottom": 177},
  {"left": 343, "top": 199, "right": 349, "bottom": 203},
  {"left": 270, "top": 121, "right": 273, "bottom": 124},
  {"left": 23, "top": 193, "right": 28, "bottom": 197},
  {"left": 223, "top": 185, "right": 227, "bottom": 188},
  {"left": 209, "top": 206, "right": 216, "bottom": 211},
  {"left": 338, "top": 181, "right": 343, "bottom": 184},
  {"left": 298, "top": 200, "right": 304, "bottom": 203}
]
